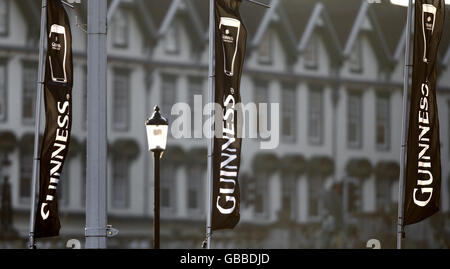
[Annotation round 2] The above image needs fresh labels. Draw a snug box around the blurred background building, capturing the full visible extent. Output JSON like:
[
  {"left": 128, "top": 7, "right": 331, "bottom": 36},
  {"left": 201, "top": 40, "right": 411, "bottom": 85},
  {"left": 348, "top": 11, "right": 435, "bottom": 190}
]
[{"left": 0, "top": 0, "right": 449, "bottom": 249}]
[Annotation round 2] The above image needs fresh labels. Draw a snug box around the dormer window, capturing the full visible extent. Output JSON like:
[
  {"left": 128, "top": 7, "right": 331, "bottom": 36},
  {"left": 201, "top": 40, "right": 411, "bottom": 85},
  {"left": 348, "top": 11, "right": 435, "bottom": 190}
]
[
  {"left": 0, "top": 0, "right": 9, "bottom": 36},
  {"left": 349, "top": 37, "right": 363, "bottom": 73},
  {"left": 258, "top": 31, "right": 273, "bottom": 64},
  {"left": 165, "top": 23, "right": 179, "bottom": 54},
  {"left": 113, "top": 9, "right": 129, "bottom": 48},
  {"left": 304, "top": 34, "right": 319, "bottom": 70}
]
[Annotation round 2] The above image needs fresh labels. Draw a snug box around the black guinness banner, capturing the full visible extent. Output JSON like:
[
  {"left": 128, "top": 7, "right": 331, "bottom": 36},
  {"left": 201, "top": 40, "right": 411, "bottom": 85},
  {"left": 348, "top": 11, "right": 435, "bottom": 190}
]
[
  {"left": 35, "top": 0, "right": 73, "bottom": 238},
  {"left": 404, "top": 0, "right": 444, "bottom": 225},
  {"left": 212, "top": 0, "right": 247, "bottom": 230}
]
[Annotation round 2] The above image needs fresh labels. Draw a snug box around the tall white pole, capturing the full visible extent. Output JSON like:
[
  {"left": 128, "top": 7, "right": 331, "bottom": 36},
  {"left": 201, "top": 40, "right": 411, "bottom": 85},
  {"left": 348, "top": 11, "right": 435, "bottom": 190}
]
[
  {"left": 206, "top": 0, "right": 215, "bottom": 250},
  {"left": 28, "top": 0, "right": 47, "bottom": 250},
  {"left": 85, "top": 0, "right": 108, "bottom": 249},
  {"left": 397, "top": 0, "right": 413, "bottom": 250}
]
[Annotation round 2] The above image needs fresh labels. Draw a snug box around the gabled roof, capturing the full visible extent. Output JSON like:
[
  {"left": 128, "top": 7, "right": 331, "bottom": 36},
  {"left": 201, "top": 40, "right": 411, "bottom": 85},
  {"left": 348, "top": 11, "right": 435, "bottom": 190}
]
[
  {"left": 251, "top": 0, "right": 297, "bottom": 57},
  {"left": 110, "top": 0, "right": 158, "bottom": 44},
  {"left": 343, "top": 1, "right": 392, "bottom": 65},
  {"left": 157, "top": 0, "right": 206, "bottom": 48},
  {"left": 16, "top": 0, "right": 41, "bottom": 40},
  {"left": 296, "top": 2, "right": 343, "bottom": 64}
]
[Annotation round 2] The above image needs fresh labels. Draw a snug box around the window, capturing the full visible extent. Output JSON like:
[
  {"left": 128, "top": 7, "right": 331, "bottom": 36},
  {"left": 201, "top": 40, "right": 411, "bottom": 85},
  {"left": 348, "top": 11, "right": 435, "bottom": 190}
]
[
  {"left": 112, "top": 157, "right": 130, "bottom": 209},
  {"left": 0, "top": 61, "right": 7, "bottom": 122},
  {"left": 187, "top": 165, "right": 204, "bottom": 215},
  {"left": 448, "top": 101, "right": 450, "bottom": 158},
  {"left": 58, "top": 161, "right": 70, "bottom": 206},
  {"left": 376, "top": 92, "right": 390, "bottom": 150},
  {"left": 281, "top": 175, "right": 297, "bottom": 220},
  {"left": 165, "top": 23, "right": 179, "bottom": 54},
  {"left": 112, "top": 69, "right": 130, "bottom": 131},
  {"left": 258, "top": 31, "right": 272, "bottom": 64},
  {"left": 81, "top": 154, "right": 86, "bottom": 207},
  {"left": 347, "top": 180, "right": 362, "bottom": 214},
  {"left": 254, "top": 175, "right": 268, "bottom": 217},
  {"left": 161, "top": 75, "right": 176, "bottom": 126},
  {"left": 255, "top": 80, "right": 270, "bottom": 138},
  {"left": 282, "top": 84, "right": 296, "bottom": 143},
  {"left": 304, "top": 34, "right": 318, "bottom": 69},
  {"left": 112, "top": 9, "right": 129, "bottom": 48},
  {"left": 308, "top": 177, "right": 323, "bottom": 218},
  {"left": 376, "top": 179, "right": 392, "bottom": 213},
  {"left": 0, "top": 0, "right": 9, "bottom": 36},
  {"left": 308, "top": 86, "right": 324, "bottom": 145},
  {"left": 22, "top": 62, "right": 38, "bottom": 125},
  {"left": 82, "top": 66, "right": 87, "bottom": 131},
  {"left": 188, "top": 77, "right": 203, "bottom": 135},
  {"left": 161, "top": 164, "right": 176, "bottom": 215},
  {"left": 349, "top": 38, "right": 363, "bottom": 73},
  {"left": 19, "top": 147, "right": 32, "bottom": 202},
  {"left": 347, "top": 91, "right": 362, "bottom": 148}
]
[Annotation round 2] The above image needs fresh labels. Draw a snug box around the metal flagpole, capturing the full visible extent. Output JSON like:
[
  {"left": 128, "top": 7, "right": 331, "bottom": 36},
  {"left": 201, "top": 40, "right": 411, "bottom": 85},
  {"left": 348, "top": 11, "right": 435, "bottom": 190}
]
[
  {"left": 28, "top": 0, "right": 47, "bottom": 250},
  {"left": 206, "top": 0, "right": 215, "bottom": 250},
  {"left": 397, "top": 0, "right": 413, "bottom": 250},
  {"left": 85, "top": 0, "right": 108, "bottom": 249}
]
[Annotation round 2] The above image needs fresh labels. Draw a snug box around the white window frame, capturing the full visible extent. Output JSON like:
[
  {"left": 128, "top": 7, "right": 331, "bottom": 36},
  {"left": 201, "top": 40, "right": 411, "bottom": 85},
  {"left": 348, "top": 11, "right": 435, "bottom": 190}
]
[
  {"left": 258, "top": 30, "right": 273, "bottom": 65},
  {"left": 22, "top": 62, "right": 38, "bottom": 126},
  {"left": 347, "top": 90, "right": 363, "bottom": 149},
  {"left": 112, "top": 68, "right": 130, "bottom": 131},
  {"left": 304, "top": 34, "right": 319, "bottom": 70},
  {"left": 349, "top": 37, "right": 363, "bottom": 73},
  {"left": 112, "top": 9, "right": 129, "bottom": 48},
  {"left": 308, "top": 86, "right": 324, "bottom": 145},
  {"left": 112, "top": 157, "right": 130, "bottom": 209},
  {"left": 376, "top": 92, "right": 391, "bottom": 151},
  {"left": 0, "top": 61, "right": 7, "bottom": 122}
]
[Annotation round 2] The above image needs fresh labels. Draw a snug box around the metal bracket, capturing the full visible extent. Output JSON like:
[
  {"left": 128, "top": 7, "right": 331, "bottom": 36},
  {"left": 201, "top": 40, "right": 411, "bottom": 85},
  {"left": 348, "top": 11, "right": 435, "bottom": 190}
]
[
  {"left": 85, "top": 225, "right": 119, "bottom": 238},
  {"left": 106, "top": 225, "right": 119, "bottom": 238}
]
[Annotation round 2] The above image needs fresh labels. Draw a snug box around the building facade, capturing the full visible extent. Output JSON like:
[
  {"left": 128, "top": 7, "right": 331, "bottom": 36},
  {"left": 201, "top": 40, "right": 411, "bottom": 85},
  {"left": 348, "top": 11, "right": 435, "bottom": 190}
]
[{"left": 0, "top": 0, "right": 449, "bottom": 249}]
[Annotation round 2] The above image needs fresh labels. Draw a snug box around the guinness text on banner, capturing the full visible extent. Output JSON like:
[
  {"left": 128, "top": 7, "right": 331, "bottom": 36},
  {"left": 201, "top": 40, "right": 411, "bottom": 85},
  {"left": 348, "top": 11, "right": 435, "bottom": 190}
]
[
  {"left": 404, "top": 0, "right": 444, "bottom": 225},
  {"left": 212, "top": 0, "right": 247, "bottom": 230},
  {"left": 35, "top": 0, "right": 73, "bottom": 238}
]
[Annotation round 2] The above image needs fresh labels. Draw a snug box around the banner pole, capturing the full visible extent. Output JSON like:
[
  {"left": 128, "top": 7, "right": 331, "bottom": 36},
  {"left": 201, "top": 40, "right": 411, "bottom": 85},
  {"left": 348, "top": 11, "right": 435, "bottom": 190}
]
[
  {"left": 206, "top": 0, "right": 215, "bottom": 250},
  {"left": 397, "top": 0, "right": 413, "bottom": 250},
  {"left": 28, "top": 0, "right": 47, "bottom": 250},
  {"left": 85, "top": 0, "right": 108, "bottom": 249}
]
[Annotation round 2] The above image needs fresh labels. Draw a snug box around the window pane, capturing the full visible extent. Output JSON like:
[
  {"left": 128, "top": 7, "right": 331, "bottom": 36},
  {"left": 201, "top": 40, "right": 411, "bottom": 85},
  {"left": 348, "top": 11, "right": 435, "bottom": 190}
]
[
  {"left": 259, "top": 31, "right": 272, "bottom": 64},
  {"left": 376, "top": 93, "right": 390, "bottom": 150},
  {"left": 282, "top": 85, "right": 296, "bottom": 142},
  {"left": 22, "top": 63, "right": 38, "bottom": 125},
  {"left": 113, "top": 10, "right": 128, "bottom": 48},
  {"left": 347, "top": 91, "right": 362, "bottom": 148},
  {"left": 112, "top": 158, "right": 129, "bottom": 209},
  {"left": 187, "top": 166, "right": 204, "bottom": 213},
  {"left": 20, "top": 149, "right": 32, "bottom": 201},
  {"left": 113, "top": 69, "right": 130, "bottom": 131},
  {"left": 188, "top": 77, "right": 203, "bottom": 134},
  {"left": 161, "top": 164, "right": 176, "bottom": 214},
  {"left": 162, "top": 75, "right": 176, "bottom": 126},
  {"left": 165, "top": 24, "right": 179, "bottom": 54},
  {"left": 0, "top": 0, "right": 8, "bottom": 36},
  {"left": 349, "top": 38, "right": 363, "bottom": 73},
  {"left": 308, "top": 86, "right": 324, "bottom": 145},
  {"left": 305, "top": 34, "right": 318, "bottom": 69},
  {"left": 0, "top": 63, "right": 6, "bottom": 122}
]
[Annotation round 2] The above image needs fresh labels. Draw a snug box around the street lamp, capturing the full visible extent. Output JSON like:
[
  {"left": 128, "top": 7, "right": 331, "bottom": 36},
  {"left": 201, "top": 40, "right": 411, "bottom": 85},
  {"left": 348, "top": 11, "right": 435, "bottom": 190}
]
[{"left": 145, "top": 106, "right": 169, "bottom": 249}]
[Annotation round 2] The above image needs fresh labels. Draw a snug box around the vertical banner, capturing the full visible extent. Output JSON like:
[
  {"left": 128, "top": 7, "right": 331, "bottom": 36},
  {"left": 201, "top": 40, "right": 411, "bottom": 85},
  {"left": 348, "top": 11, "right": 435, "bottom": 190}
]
[
  {"left": 404, "top": 0, "right": 444, "bottom": 225},
  {"left": 35, "top": 0, "right": 73, "bottom": 238},
  {"left": 212, "top": 0, "right": 247, "bottom": 230}
]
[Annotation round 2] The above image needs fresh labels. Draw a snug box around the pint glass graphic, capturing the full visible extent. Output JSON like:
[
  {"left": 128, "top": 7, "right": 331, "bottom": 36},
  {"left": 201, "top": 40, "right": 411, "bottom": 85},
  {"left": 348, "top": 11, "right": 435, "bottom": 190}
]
[
  {"left": 422, "top": 4, "right": 436, "bottom": 63},
  {"left": 219, "top": 17, "right": 241, "bottom": 77},
  {"left": 48, "top": 24, "right": 67, "bottom": 83}
]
